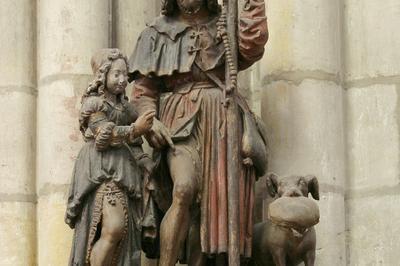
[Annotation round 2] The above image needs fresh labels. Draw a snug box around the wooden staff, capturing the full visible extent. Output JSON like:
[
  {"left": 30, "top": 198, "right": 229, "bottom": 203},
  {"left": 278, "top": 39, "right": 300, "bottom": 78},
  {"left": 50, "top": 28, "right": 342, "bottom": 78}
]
[{"left": 219, "top": 0, "right": 240, "bottom": 265}]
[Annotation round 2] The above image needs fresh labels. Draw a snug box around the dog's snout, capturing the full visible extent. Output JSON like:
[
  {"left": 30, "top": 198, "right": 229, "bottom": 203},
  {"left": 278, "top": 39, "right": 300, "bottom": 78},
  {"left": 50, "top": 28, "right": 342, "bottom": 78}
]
[{"left": 283, "top": 189, "right": 302, "bottom": 198}]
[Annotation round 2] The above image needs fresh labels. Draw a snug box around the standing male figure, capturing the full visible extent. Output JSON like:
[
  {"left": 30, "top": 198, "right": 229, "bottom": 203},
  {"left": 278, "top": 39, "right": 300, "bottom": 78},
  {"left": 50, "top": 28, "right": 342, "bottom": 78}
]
[{"left": 128, "top": 0, "right": 268, "bottom": 264}]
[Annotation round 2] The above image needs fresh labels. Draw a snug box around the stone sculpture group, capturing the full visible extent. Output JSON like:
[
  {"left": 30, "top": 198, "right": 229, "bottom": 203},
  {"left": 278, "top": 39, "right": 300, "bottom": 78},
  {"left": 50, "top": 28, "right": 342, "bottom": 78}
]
[{"left": 65, "top": 0, "right": 320, "bottom": 265}]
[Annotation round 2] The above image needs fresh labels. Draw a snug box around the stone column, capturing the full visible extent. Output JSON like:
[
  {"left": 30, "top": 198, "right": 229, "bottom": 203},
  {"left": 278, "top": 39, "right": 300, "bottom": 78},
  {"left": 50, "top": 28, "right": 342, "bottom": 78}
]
[
  {"left": 258, "top": 1, "right": 346, "bottom": 265},
  {"left": 345, "top": 0, "right": 400, "bottom": 264},
  {"left": 0, "top": 1, "right": 36, "bottom": 265},
  {"left": 36, "top": 1, "right": 110, "bottom": 264}
]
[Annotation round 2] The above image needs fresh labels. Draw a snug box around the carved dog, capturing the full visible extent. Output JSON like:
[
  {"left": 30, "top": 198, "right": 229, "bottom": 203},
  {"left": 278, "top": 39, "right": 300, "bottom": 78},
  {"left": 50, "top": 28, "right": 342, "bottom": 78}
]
[{"left": 250, "top": 173, "right": 320, "bottom": 266}]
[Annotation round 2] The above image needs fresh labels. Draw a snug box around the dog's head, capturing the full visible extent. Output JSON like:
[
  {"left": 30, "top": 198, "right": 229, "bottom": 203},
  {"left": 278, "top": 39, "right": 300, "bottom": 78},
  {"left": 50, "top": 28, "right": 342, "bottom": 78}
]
[{"left": 266, "top": 173, "right": 319, "bottom": 200}]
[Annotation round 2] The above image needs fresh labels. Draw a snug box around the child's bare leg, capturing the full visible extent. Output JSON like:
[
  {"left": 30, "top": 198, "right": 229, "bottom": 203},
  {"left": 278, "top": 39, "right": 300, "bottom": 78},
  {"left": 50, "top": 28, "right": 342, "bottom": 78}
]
[{"left": 90, "top": 195, "right": 125, "bottom": 266}]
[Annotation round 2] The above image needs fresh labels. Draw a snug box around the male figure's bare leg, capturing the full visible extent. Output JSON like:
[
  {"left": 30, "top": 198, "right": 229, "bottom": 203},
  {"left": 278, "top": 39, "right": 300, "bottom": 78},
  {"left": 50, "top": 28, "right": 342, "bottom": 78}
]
[
  {"left": 90, "top": 195, "right": 125, "bottom": 266},
  {"left": 159, "top": 147, "right": 198, "bottom": 266},
  {"left": 304, "top": 250, "right": 316, "bottom": 266},
  {"left": 187, "top": 218, "right": 206, "bottom": 266},
  {"left": 214, "top": 254, "right": 229, "bottom": 266}
]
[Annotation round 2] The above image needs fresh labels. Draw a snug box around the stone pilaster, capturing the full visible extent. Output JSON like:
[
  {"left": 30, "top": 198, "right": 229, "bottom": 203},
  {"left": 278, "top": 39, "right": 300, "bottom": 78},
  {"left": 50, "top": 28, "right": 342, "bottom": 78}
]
[
  {"left": 0, "top": 1, "right": 36, "bottom": 265},
  {"left": 344, "top": 0, "right": 400, "bottom": 264},
  {"left": 36, "top": 1, "right": 110, "bottom": 264},
  {"left": 258, "top": 1, "right": 346, "bottom": 265}
]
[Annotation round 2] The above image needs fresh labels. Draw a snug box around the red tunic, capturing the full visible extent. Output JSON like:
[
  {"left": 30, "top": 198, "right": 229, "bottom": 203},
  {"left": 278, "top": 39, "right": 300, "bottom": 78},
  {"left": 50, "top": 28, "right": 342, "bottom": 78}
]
[{"left": 128, "top": 0, "right": 268, "bottom": 258}]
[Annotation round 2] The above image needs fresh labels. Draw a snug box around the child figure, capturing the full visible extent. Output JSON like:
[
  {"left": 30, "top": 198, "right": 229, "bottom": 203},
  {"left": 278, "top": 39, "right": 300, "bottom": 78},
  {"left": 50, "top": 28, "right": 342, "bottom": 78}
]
[{"left": 65, "top": 49, "right": 155, "bottom": 266}]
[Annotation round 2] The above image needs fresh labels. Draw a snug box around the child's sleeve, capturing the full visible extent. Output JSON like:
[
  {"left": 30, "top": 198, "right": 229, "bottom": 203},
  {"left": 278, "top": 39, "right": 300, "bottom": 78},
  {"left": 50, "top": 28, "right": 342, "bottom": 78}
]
[{"left": 80, "top": 97, "right": 137, "bottom": 151}]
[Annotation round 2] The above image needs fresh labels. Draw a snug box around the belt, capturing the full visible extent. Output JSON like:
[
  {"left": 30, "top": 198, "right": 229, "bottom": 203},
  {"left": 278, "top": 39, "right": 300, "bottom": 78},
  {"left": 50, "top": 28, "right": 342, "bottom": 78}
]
[
  {"left": 172, "top": 81, "right": 217, "bottom": 94},
  {"left": 192, "top": 81, "right": 216, "bottom": 89}
]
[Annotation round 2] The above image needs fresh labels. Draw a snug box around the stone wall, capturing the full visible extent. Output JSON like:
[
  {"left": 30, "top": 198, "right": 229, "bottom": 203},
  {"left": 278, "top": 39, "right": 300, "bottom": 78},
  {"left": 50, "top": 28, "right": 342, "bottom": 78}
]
[
  {"left": 258, "top": 1, "right": 346, "bottom": 265},
  {"left": 0, "top": 0, "right": 399, "bottom": 265},
  {"left": 344, "top": 0, "right": 400, "bottom": 265}
]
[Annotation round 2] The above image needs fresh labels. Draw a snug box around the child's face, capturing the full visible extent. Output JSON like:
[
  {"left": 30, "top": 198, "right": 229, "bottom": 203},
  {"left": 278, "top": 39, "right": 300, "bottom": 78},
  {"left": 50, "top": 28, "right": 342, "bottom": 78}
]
[{"left": 106, "top": 58, "right": 128, "bottom": 95}]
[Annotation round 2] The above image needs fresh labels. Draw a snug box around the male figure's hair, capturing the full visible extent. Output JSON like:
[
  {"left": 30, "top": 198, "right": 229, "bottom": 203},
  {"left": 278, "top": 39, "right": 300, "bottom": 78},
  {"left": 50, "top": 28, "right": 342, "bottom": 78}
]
[{"left": 161, "top": 0, "right": 219, "bottom": 16}]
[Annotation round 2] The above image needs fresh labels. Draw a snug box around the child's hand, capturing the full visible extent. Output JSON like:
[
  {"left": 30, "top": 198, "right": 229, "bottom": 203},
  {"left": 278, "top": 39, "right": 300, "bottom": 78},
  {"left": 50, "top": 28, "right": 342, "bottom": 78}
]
[{"left": 134, "top": 110, "right": 155, "bottom": 136}]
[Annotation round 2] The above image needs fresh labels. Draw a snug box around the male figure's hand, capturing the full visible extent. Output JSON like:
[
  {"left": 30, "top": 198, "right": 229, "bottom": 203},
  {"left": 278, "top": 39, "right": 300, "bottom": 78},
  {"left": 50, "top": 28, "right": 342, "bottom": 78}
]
[{"left": 138, "top": 156, "right": 155, "bottom": 176}]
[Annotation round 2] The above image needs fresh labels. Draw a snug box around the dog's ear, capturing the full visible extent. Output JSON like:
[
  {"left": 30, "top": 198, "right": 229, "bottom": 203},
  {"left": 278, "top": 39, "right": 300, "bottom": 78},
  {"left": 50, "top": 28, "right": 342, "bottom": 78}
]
[
  {"left": 266, "top": 173, "right": 279, "bottom": 197},
  {"left": 305, "top": 175, "right": 319, "bottom": 200}
]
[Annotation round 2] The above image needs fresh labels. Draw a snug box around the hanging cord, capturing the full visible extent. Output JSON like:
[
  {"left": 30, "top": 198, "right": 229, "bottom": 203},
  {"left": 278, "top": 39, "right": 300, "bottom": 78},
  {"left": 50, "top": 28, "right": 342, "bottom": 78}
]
[{"left": 216, "top": 6, "right": 238, "bottom": 101}]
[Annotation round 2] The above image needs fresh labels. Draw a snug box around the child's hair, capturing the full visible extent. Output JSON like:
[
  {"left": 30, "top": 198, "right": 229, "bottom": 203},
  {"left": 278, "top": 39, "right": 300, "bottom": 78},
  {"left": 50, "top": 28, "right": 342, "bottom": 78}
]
[{"left": 82, "top": 49, "right": 129, "bottom": 102}]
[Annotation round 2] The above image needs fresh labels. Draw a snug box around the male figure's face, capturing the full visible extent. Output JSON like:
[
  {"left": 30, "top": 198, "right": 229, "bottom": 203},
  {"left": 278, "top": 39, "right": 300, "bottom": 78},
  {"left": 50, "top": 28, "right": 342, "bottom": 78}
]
[{"left": 176, "top": 0, "right": 205, "bottom": 15}]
